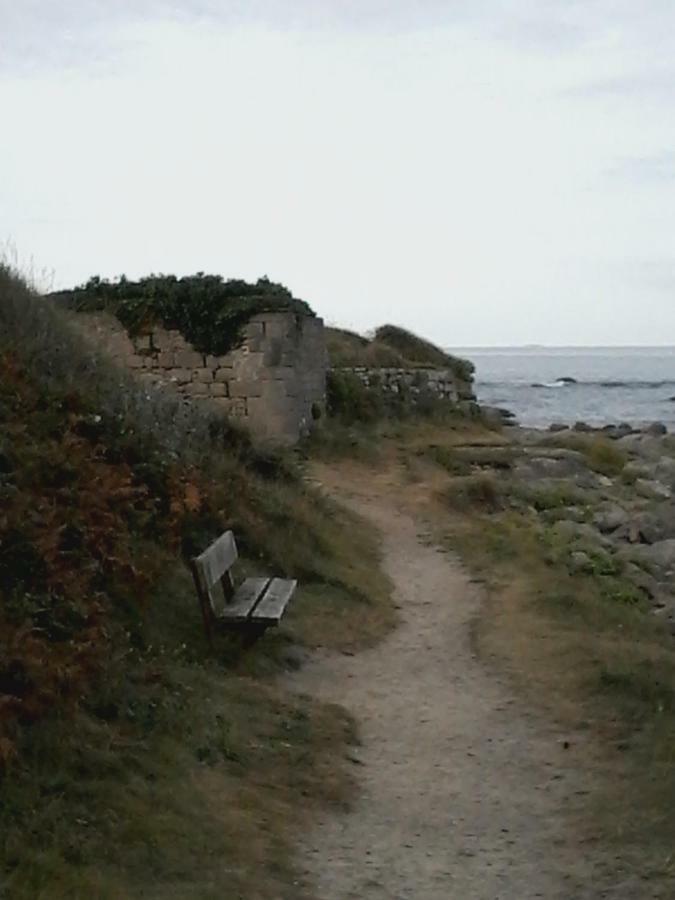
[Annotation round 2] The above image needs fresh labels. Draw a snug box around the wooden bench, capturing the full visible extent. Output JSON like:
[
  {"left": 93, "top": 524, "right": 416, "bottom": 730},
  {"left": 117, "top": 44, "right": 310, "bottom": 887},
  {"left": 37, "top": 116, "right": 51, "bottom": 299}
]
[{"left": 190, "top": 530, "right": 296, "bottom": 642}]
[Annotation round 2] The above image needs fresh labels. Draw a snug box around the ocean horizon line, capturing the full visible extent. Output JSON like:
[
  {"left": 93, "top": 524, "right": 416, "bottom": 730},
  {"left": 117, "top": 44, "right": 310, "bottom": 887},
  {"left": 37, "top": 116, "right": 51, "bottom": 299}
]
[{"left": 448, "top": 345, "right": 675, "bottom": 352}]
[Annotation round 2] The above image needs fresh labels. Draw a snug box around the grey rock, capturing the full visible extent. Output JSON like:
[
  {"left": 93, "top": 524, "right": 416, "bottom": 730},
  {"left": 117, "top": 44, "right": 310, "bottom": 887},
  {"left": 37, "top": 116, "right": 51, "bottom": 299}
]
[
  {"left": 611, "top": 511, "right": 674, "bottom": 546},
  {"left": 552, "top": 520, "right": 611, "bottom": 548},
  {"left": 558, "top": 505, "right": 587, "bottom": 523},
  {"left": 616, "top": 433, "right": 666, "bottom": 459},
  {"left": 622, "top": 461, "right": 650, "bottom": 481},
  {"left": 569, "top": 551, "right": 593, "bottom": 574},
  {"left": 549, "top": 422, "right": 569, "bottom": 433},
  {"left": 628, "top": 539, "right": 675, "bottom": 575},
  {"left": 593, "top": 504, "right": 630, "bottom": 534},
  {"left": 654, "top": 456, "right": 675, "bottom": 489},
  {"left": 481, "top": 405, "right": 516, "bottom": 424},
  {"left": 646, "top": 421, "right": 668, "bottom": 436},
  {"left": 573, "top": 421, "right": 593, "bottom": 433},
  {"left": 653, "top": 605, "right": 675, "bottom": 626},
  {"left": 651, "top": 590, "right": 675, "bottom": 612},
  {"left": 515, "top": 457, "right": 580, "bottom": 480},
  {"left": 634, "top": 478, "right": 672, "bottom": 501},
  {"left": 623, "top": 563, "right": 660, "bottom": 599},
  {"left": 602, "top": 423, "right": 635, "bottom": 440}
]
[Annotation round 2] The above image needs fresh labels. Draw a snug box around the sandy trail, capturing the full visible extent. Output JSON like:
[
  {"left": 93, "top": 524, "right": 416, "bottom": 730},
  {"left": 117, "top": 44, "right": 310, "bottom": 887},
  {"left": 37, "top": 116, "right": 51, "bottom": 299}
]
[{"left": 287, "top": 467, "right": 638, "bottom": 900}]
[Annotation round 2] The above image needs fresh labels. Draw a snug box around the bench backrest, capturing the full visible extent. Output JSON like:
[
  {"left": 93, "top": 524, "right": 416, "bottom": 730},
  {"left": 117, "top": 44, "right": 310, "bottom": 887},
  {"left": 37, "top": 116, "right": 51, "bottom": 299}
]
[{"left": 191, "top": 530, "right": 238, "bottom": 618}]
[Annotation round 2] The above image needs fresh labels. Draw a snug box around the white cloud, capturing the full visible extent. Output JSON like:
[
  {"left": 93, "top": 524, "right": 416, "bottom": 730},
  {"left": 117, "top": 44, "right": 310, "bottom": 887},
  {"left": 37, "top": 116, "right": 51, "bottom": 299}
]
[{"left": 1, "top": 1, "right": 675, "bottom": 344}]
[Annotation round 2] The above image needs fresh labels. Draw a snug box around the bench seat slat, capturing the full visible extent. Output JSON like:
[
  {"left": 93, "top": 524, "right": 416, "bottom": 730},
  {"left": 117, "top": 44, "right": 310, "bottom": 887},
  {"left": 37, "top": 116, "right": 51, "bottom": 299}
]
[
  {"left": 251, "top": 578, "right": 297, "bottom": 626},
  {"left": 194, "top": 530, "right": 238, "bottom": 590},
  {"left": 220, "top": 577, "right": 270, "bottom": 623}
]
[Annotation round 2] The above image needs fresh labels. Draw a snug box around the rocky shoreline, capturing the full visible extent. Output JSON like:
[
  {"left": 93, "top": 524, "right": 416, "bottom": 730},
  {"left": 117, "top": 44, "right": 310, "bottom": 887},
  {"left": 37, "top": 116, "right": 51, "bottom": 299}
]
[{"left": 482, "top": 418, "right": 675, "bottom": 631}]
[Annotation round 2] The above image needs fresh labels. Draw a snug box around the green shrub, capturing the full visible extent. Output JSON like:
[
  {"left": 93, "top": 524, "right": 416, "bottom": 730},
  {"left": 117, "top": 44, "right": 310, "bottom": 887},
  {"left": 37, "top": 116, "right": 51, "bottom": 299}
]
[
  {"left": 442, "top": 474, "right": 504, "bottom": 512},
  {"left": 53, "top": 273, "right": 314, "bottom": 357},
  {"left": 518, "top": 483, "right": 587, "bottom": 511},
  {"left": 374, "top": 324, "right": 474, "bottom": 381},
  {"left": 583, "top": 437, "right": 627, "bottom": 476},
  {"left": 424, "top": 445, "right": 472, "bottom": 476}
]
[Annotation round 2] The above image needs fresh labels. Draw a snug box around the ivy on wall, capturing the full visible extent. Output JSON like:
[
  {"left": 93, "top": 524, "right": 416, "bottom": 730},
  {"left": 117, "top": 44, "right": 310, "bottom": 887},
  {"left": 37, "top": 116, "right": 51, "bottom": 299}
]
[{"left": 56, "top": 273, "right": 315, "bottom": 357}]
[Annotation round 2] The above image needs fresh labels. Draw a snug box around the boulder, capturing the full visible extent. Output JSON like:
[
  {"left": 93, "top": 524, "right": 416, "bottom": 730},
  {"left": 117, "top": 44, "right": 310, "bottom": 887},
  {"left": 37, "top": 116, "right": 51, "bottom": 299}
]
[
  {"left": 654, "top": 456, "right": 675, "bottom": 489},
  {"left": 569, "top": 550, "right": 593, "bottom": 574},
  {"left": 549, "top": 422, "right": 569, "bottom": 433},
  {"left": 628, "top": 539, "right": 675, "bottom": 575},
  {"left": 623, "top": 562, "right": 660, "bottom": 599},
  {"left": 616, "top": 434, "right": 665, "bottom": 458},
  {"left": 558, "top": 505, "right": 588, "bottom": 524},
  {"left": 646, "top": 421, "right": 668, "bottom": 436},
  {"left": 602, "top": 423, "right": 635, "bottom": 440},
  {"left": 622, "top": 460, "right": 650, "bottom": 481},
  {"left": 551, "top": 520, "right": 611, "bottom": 549},
  {"left": 593, "top": 503, "right": 630, "bottom": 534},
  {"left": 573, "top": 421, "right": 593, "bottom": 433},
  {"left": 611, "top": 507, "right": 675, "bottom": 546},
  {"left": 481, "top": 406, "right": 517, "bottom": 426},
  {"left": 634, "top": 478, "right": 672, "bottom": 501}
]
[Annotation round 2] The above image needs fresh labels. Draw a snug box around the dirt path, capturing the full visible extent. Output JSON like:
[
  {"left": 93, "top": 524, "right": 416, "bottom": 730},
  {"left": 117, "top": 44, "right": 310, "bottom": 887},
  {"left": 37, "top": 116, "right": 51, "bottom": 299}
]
[{"left": 287, "top": 467, "right": 636, "bottom": 900}]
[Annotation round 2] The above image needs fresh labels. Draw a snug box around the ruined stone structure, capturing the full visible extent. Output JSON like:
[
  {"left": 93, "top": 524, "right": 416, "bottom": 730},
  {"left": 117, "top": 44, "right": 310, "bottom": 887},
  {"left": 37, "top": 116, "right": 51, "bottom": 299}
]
[
  {"left": 68, "top": 310, "right": 327, "bottom": 444},
  {"left": 335, "top": 366, "right": 475, "bottom": 408}
]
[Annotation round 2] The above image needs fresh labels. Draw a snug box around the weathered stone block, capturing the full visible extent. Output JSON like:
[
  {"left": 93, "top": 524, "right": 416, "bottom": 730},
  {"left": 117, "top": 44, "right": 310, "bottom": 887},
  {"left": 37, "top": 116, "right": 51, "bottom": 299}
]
[
  {"left": 195, "top": 367, "right": 214, "bottom": 383},
  {"left": 210, "top": 382, "right": 228, "bottom": 397},
  {"left": 213, "top": 368, "right": 232, "bottom": 383},
  {"left": 174, "top": 349, "right": 203, "bottom": 368},
  {"left": 133, "top": 334, "right": 152, "bottom": 352},
  {"left": 244, "top": 320, "right": 264, "bottom": 337},
  {"left": 264, "top": 337, "right": 284, "bottom": 367},
  {"left": 157, "top": 351, "right": 175, "bottom": 368},
  {"left": 186, "top": 381, "right": 209, "bottom": 396},
  {"left": 210, "top": 397, "right": 246, "bottom": 416},
  {"left": 232, "top": 353, "right": 265, "bottom": 378},
  {"left": 169, "top": 369, "right": 192, "bottom": 385},
  {"left": 247, "top": 336, "right": 264, "bottom": 353},
  {"left": 261, "top": 313, "right": 290, "bottom": 339},
  {"left": 229, "top": 379, "right": 263, "bottom": 398}
]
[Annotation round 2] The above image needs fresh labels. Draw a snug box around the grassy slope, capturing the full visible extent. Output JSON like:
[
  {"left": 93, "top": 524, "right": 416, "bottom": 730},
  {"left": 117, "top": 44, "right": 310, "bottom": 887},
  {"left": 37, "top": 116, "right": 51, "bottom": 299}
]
[
  {"left": 326, "top": 324, "right": 474, "bottom": 381},
  {"left": 0, "top": 267, "right": 394, "bottom": 898}
]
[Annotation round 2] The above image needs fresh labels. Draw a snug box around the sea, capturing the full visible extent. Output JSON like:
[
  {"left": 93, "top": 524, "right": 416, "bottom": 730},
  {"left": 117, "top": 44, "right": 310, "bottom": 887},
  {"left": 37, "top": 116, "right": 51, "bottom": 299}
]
[{"left": 450, "top": 347, "right": 675, "bottom": 429}]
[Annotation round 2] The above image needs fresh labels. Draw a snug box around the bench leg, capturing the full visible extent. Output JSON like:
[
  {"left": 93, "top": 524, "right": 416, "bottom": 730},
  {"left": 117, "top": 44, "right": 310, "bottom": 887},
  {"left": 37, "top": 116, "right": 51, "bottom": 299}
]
[{"left": 241, "top": 622, "right": 268, "bottom": 649}]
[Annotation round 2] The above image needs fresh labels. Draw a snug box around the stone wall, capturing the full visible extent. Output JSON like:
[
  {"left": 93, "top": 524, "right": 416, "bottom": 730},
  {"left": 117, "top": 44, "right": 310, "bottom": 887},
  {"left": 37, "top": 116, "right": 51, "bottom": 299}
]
[
  {"left": 68, "top": 310, "right": 327, "bottom": 444},
  {"left": 333, "top": 366, "right": 475, "bottom": 408}
]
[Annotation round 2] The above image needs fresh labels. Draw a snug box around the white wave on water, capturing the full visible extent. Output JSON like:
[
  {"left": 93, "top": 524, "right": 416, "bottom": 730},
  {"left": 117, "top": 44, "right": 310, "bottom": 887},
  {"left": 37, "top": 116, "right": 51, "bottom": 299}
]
[{"left": 451, "top": 347, "right": 675, "bottom": 427}]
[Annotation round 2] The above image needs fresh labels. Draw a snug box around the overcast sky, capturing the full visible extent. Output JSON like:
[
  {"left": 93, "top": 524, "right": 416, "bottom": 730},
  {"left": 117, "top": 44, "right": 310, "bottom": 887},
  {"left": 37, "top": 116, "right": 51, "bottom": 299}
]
[{"left": 2, "top": 1, "right": 675, "bottom": 346}]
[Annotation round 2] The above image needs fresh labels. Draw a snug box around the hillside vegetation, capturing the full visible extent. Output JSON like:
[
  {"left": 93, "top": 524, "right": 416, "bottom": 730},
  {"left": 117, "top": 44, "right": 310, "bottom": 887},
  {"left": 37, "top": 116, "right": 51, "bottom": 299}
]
[
  {"left": 0, "top": 265, "right": 392, "bottom": 898},
  {"left": 52, "top": 273, "right": 314, "bottom": 357},
  {"left": 326, "top": 324, "right": 474, "bottom": 382}
]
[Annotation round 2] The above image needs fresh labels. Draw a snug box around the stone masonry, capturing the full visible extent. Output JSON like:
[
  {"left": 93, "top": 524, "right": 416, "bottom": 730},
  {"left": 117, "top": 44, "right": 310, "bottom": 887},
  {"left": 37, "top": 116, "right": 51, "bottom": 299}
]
[
  {"left": 68, "top": 310, "right": 327, "bottom": 445},
  {"left": 335, "top": 366, "right": 475, "bottom": 407}
]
